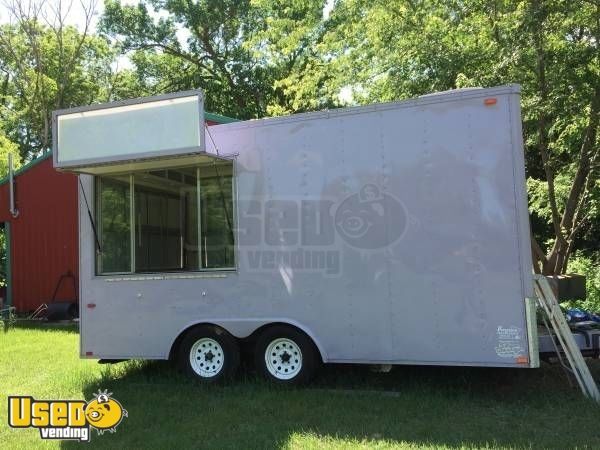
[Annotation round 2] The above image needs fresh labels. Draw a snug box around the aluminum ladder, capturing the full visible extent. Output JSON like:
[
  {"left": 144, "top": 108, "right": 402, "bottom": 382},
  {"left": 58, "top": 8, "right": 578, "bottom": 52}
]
[{"left": 534, "top": 274, "right": 600, "bottom": 402}]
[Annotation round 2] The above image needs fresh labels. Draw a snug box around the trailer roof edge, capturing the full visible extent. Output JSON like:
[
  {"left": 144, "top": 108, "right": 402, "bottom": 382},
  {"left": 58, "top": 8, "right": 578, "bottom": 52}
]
[{"left": 211, "top": 84, "right": 521, "bottom": 131}]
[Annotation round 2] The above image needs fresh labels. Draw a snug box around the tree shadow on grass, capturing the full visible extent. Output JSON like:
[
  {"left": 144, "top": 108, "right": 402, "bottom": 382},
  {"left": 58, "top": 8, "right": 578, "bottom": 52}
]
[
  {"left": 61, "top": 359, "right": 600, "bottom": 450},
  {"left": 5, "top": 320, "right": 79, "bottom": 334}
]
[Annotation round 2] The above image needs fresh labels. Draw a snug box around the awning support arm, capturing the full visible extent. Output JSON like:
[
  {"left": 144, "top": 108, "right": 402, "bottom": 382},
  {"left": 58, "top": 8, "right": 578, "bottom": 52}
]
[{"left": 78, "top": 177, "right": 102, "bottom": 253}]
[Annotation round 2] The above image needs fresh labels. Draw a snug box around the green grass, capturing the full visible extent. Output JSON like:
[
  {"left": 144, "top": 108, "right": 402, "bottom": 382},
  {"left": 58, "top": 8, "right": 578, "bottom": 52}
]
[{"left": 1, "top": 324, "right": 599, "bottom": 449}]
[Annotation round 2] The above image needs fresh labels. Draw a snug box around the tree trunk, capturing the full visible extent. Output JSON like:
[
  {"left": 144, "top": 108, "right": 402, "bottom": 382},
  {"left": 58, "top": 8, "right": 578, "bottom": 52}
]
[
  {"left": 531, "top": 2, "right": 568, "bottom": 275},
  {"left": 545, "top": 84, "right": 600, "bottom": 274}
]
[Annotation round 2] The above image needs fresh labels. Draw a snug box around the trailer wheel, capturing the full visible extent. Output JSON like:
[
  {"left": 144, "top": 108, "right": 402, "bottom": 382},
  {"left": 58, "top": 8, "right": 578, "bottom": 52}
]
[
  {"left": 255, "top": 326, "right": 319, "bottom": 385},
  {"left": 179, "top": 325, "right": 240, "bottom": 382}
]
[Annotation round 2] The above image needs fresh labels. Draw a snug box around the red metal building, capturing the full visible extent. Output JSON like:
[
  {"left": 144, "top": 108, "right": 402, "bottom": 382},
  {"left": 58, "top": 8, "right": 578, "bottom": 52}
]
[
  {"left": 0, "top": 154, "right": 78, "bottom": 312},
  {"left": 0, "top": 113, "right": 234, "bottom": 312}
]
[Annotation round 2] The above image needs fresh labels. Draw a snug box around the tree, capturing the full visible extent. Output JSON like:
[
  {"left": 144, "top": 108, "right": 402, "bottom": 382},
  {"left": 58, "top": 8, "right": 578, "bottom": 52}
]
[
  {"left": 0, "top": 133, "right": 20, "bottom": 288},
  {"left": 494, "top": 0, "right": 599, "bottom": 275},
  {"left": 0, "top": 132, "right": 21, "bottom": 178},
  {"left": 313, "top": 0, "right": 600, "bottom": 275},
  {"left": 0, "top": 0, "right": 597, "bottom": 277},
  {"left": 244, "top": 0, "right": 337, "bottom": 115},
  {"left": 0, "top": 0, "right": 140, "bottom": 160},
  {"left": 100, "top": 0, "right": 273, "bottom": 118},
  {"left": 100, "top": 0, "right": 339, "bottom": 117}
]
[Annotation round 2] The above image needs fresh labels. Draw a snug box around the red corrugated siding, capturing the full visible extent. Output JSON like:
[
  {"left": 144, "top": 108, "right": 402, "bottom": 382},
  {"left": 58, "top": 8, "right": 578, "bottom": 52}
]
[{"left": 0, "top": 157, "right": 78, "bottom": 312}]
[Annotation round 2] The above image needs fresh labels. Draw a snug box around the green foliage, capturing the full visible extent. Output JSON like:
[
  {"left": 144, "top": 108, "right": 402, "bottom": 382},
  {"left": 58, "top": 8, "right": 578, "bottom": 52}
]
[
  {"left": 100, "top": 0, "right": 275, "bottom": 118},
  {"left": 0, "top": 0, "right": 598, "bottom": 273},
  {"left": 246, "top": 0, "right": 338, "bottom": 115},
  {"left": 0, "top": 134, "right": 19, "bottom": 289},
  {"left": 565, "top": 253, "right": 600, "bottom": 313},
  {"left": 0, "top": 133, "right": 21, "bottom": 178},
  {"left": 315, "top": 0, "right": 600, "bottom": 271},
  {"left": 99, "top": 0, "right": 342, "bottom": 117},
  {"left": 0, "top": 18, "right": 145, "bottom": 160}
]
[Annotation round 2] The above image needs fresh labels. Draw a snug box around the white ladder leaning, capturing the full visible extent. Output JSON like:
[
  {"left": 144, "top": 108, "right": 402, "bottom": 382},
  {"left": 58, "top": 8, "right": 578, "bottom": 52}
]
[{"left": 534, "top": 274, "right": 600, "bottom": 402}]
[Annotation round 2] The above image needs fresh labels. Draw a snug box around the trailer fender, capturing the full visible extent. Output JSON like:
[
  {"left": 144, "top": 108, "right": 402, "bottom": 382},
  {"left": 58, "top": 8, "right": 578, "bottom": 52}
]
[{"left": 169, "top": 319, "right": 327, "bottom": 362}]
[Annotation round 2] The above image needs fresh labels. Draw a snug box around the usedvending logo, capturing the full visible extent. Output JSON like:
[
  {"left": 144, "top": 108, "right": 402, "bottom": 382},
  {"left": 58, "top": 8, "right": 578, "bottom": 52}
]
[
  {"left": 239, "top": 184, "right": 408, "bottom": 275},
  {"left": 8, "top": 389, "right": 127, "bottom": 442},
  {"left": 335, "top": 184, "right": 407, "bottom": 250}
]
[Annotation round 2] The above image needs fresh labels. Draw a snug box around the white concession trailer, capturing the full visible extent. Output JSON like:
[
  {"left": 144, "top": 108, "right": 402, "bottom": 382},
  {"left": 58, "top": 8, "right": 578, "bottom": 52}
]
[{"left": 54, "top": 85, "right": 542, "bottom": 384}]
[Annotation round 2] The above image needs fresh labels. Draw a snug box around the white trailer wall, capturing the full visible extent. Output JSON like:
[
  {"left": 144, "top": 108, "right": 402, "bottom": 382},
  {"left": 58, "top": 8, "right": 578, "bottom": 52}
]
[{"left": 79, "top": 85, "right": 535, "bottom": 367}]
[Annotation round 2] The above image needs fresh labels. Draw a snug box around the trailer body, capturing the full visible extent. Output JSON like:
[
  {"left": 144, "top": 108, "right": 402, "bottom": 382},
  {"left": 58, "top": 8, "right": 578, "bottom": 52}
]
[{"left": 75, "top": 85, "right": 537, "bottom": 367}]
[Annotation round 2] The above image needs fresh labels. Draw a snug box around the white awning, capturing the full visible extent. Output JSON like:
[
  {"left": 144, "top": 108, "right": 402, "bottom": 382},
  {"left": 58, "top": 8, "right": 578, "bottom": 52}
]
[
  {"left": 68, "top": 152, "right": 232, "bottom": 176},
  {"left": 53, "top": 90, "right": 207, "bottom": 174}
]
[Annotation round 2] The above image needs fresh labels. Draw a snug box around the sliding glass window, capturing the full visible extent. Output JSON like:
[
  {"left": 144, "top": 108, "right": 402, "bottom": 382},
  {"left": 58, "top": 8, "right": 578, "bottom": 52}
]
[
  {"left": 97, "top": 175, "right": 131, "bottom": 273},
  {"left": 95, "top": 162, "right": 235, "bottom": 274},
  {"left": 200, "top": 174, "right": 235, "bottom": 269}
]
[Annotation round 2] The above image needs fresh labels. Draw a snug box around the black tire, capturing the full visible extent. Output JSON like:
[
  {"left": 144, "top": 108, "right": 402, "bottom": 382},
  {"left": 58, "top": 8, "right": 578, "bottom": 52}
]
[
  {"left": 255, "top": 325, "right": 320, "bottom": 385},
  {"left": 178, "top": 325, "right": 240, "bottom": 382}
]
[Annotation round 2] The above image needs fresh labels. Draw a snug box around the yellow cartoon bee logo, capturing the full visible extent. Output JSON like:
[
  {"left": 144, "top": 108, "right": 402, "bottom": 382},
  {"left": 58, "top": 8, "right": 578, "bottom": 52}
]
[{"left": 84, "top": 390, "right": 127, "bottom": 435}]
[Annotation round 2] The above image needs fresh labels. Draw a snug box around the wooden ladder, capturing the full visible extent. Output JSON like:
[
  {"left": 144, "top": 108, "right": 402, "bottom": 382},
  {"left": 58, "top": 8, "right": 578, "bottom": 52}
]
[{"left": 534, "top": 274, "right": 600, "bottom": 402}]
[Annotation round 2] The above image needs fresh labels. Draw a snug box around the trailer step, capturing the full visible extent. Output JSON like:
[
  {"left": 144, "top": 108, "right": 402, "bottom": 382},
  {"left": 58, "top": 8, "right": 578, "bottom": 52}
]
[{"left": 534, "top": 275, "right": 600, "bottom": 402}]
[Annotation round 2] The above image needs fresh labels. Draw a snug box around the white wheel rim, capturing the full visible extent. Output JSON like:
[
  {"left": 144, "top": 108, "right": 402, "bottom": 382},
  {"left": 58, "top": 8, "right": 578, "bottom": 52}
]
[
  {"left": 265, "top": 338, "right": 303, "bottom": 380},
  {"left": 189, "top": 338, "right": 224, "bottom": 378}
]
